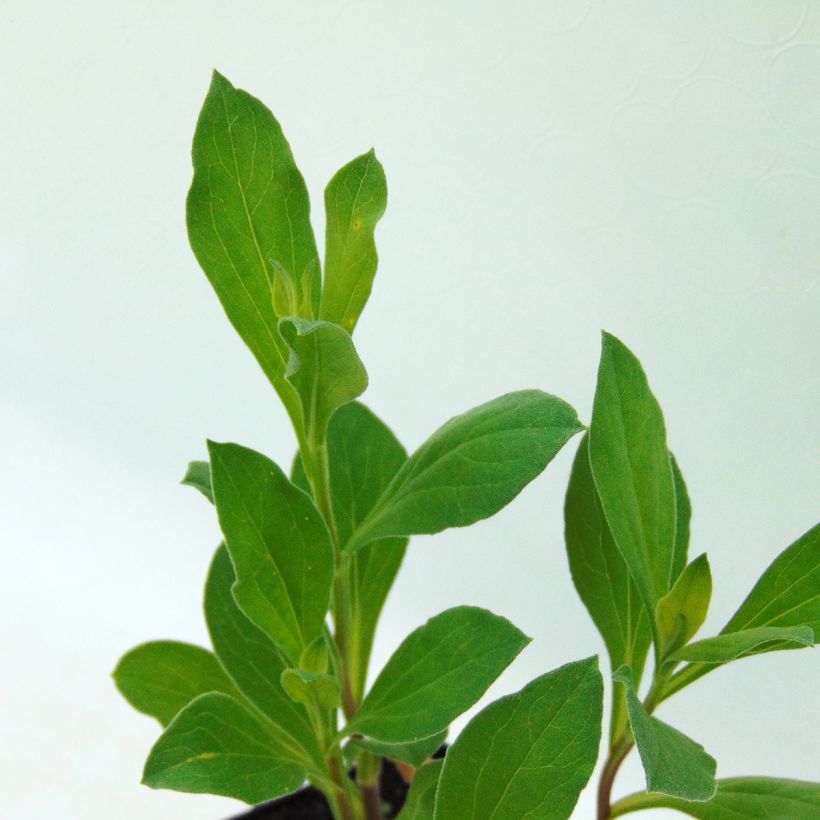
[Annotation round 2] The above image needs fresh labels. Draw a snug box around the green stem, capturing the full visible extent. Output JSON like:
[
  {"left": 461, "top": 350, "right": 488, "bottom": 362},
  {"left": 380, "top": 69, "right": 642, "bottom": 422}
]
[{"left": 609, "top": 790, "right": 669, "bottom": 817}]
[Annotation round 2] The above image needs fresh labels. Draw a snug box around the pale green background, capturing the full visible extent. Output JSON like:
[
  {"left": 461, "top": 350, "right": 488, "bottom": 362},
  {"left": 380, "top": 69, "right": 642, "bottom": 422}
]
[{"left": 1, "top": 1, "right": 818, "bottom": 818}]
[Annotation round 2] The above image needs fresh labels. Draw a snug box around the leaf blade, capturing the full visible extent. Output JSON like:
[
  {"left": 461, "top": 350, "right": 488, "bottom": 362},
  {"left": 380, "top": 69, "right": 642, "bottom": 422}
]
[
  {"left": 655, "top": 554, "right": 712, "bottom": 659},
  {"left": 671, "top": 625, "right": 814, "bottom": 664},
  {"left": 434, "top": 657, "right": 603, "bottom": 819},
  {"left": 400, "top": 759, "right": 444, "bottom": 819}
]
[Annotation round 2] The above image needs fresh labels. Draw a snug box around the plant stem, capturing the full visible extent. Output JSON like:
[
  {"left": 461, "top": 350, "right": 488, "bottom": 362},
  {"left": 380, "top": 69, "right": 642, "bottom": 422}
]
[
  {"left": 327, "top": 753, "right": 358, "bottom": 820},
  {"left": 596, "top": 736, "right": 633, "bottom": 820},
  {"left": 358, "top": 751, "right": 384, "bottom": 820},
  {"left": 609, "top": 790, "right": 667, "bottom": 817}
]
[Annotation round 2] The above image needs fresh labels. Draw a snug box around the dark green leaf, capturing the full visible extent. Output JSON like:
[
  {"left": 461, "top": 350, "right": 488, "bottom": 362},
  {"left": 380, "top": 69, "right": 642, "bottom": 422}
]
[
  {"left": 589, "top": 333, "right": 677, "bottom": 617},
  {"left": 671, "top": 625, "right": 814, "bottom": 664},
  {"left": 400, "top": 759, "right": 443, "bottom": 819},
  {"left": 346, "top": 606, "right": 529, "bottom": 743},
  {"left": 281, "top": 669, "right": 341, "bottom": 710},
  {"left": 279, "top": 318, "right": 368, "bottom": 441},
  {"left": 611, "top": 777, "right": 820, "bottom": 818},
  {"left": 208, "top": 441, "right": 335, "bottom": 663},
  {"left": 180, "top": 460, "right": 213, "bottom": 503},
  {"left": 113, "top": 640, "right": 239, "bottom": 727},
  {"left": 350, "top": 391, "right": 583, "bottom": 549},
  {"left": 321, "top": 149, "right": 387, "bottom": 334},
  {"left": 142, "top": 692, "right": 305, "bottom": 803},
  {"left": 671, "top": 453, "right": 691, "bottom": 581},
  {"left": 204, "top": 545, "right": 320, "bottom": 762},
  {"left": 656, "top": 554, "right": 712, "bottom": 659},
  {"left": 292, "top": 401, "right": 409, "bottom": 702},
  {"left": 187, "top": 72, "right": 320, "bottom": 403},
  {"left": 434, "top": 657, "right": 603, "bottom": 819},
  {"left": 613, "top": 666, "right": 716, "bottom": 801},
  {"left": 564, "top": 434, "right": 652, "bottom": 744},
  {"left": 348, "top": 731, "right": 446, "bottom": 768}
]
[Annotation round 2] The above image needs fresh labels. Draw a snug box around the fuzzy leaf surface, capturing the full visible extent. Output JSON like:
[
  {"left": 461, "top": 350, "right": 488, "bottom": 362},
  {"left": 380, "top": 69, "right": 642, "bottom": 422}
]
[
  {"left": 434, "top": 657, "right": 603, "bottom": 819},
  {"left": 346, "top": 606, "right": 529, "bottom": 743},
  {"left": 671, "top": 625, "right": 814, "bottom": 664},
  {"left": 348, "top": 731, "right": 446, "bottom": 768}
]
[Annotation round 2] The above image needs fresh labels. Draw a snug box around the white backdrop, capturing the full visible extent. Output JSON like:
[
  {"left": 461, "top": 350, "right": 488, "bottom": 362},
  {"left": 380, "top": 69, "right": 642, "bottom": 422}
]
[{"left": 1, "top": 2, "right": 818, "bottom": 818}]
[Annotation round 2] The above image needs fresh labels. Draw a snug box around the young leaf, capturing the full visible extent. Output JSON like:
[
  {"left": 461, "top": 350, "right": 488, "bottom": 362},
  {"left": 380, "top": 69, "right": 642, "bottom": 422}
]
[
  {"left": 656, "top": 554, "right": 712, "bottom": 659},
  {"left": 613, "top": 666, "right": 717, "bottom": 801},
  {"left": 113, "top": 641, "right": 239, "bottom": 727},
  {"left": 204, "top": 545, "right": 320, "bottom": 762},
  {"left": 281, "top": 669, "right": 341, "bottom": 711},
  {"left": 589, "top": 332, "right": 677, "bottom": 615},
  {"left": 292, "top": 401, "right": 409, "bottom": 701},
  {"left": 671, "top": 454, "right": 692, "bottom": 581},
  {"left": 348, "top": 731, "right": 446, "bottom": 768},
  {"left": 564, "top": 434, "right": 652, "bottom": 743},
  {"left": 208, "top": 441, "right": 335, "bottom": 663},
  {"left": 345, "top": 606, "right": 530, "bottom": 743},
  {"left": 611, "top": 777, "right": 820, "bottom": 818},
  {"left": 279, "top": 318, "right": 368, "bottom": 441},
  {"left": 400, "top": 759, "right": 444, "bottom": 819},
  {"left": 180, "top": 460, "right": 213, "bottom": 503},
  {"left": 350, "top": 390, "right": 583, "bottom": 549},
  {"left": 434, "top": 657, "right": 603, "bottom": 819},
  {"left": 187, "top": 72, "right": 320, "bottom": 399},
  {"left": 321, "top": 149, "right": 388, "bottom": 333},
  {"left": 143, "top": 692, "right": 305, "bottom": 804},
  {"left": 671, "top": 625, "right": 814, "bottom": 664},
  {"left": 723, "top": 522, "right": 820, "bottom": 636}
]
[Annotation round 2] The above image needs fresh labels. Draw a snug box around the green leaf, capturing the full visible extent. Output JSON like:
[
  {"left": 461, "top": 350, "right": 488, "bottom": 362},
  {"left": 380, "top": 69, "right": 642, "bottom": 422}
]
[
  {"left": 281, "top": 669, "right": 341, "bottom": 710},
  {"left": 113, "top": 640, "right": 239, "bottom": 727},
  {"left": 723, "top": 522, "right": 820, "bottom": 636},
  {"left": 564, "top": 434, "right": 652, "bottom": 744},
  {"left": 346, "top": 606, "right": 530, "bottom": 743},
  {"left": 671, "top": 454, "right": 691, "bottom": 581},
  {"left": 434, "top": 657, "right": 603, "bottom": 819},
  {"left": 656, "top": 554, "right": 712, "bottom": 659},
  {"left": 204, "top": 545, "right": 320, "bottom": 762},
  {"left": 208, "top": 441, "right": 335, "bottom": 663},
  {"left": 299, "top": 635, "right": 330, "bottom": 674},
  {"left": 400, "top": 759, "right": 443, "bottom": 819},
  {"left": 292, "top": 401, "right": 409, "bottom": 702},
  {"left": 350, "top": 390, "right": 583, "bottom": 549},
  {"left": 279, "top": 318, "right": 368, "bottom": 441},
  {"left": 671, "top": 625, "right": 814, "bottom": 664},
  {"left": 142, "top": 692, "right": 305, "bottom": 804},
  {"left": 320, "top": 149, "right": 388, "bottom": 334},
  {"left": 348, "top": 731, "right": 446, "bottom": 768},
  {"left": 187, "top": 72, "right": 320, "bottom": 403},
  {"left": 180, "top": 460, "right": 213, "bottom": 503},
  {"left": 611, "top": 777, "right": 820, "bottom": 818},
  {"left": 613, "top": 666, "right": 716, "bottom": 801},
  {"left": 589, "top": 332, "right": 677, "bottom": 618}
]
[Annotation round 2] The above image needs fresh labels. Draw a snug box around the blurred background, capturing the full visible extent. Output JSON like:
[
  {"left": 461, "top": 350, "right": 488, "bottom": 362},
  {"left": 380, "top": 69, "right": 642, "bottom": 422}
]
[{"left": 1, "top": 1, "right": 818, "bottom": 817}]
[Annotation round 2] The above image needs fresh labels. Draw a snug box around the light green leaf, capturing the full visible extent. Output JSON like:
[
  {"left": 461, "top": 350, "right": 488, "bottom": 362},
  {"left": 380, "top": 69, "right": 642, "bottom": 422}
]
[
  {"left": 434, "top": 657, "right": 603, "bottom": 819},
  {"left": 613, "top": 666, "right": 716, "bottom": 802},
  {"left": 589, "top": 332, "right": 677, "bottom": 617},
  {"left": 671, "top": 625, "right": 814, "bottom": 664},
  {"left": 299, "top": 635, "right": 330, "bottom": 674},
  {"left": 180, "top": 460, "right": 213, "bottom": 503},
  {"left": 610, "top": 777, "right": 820, "bottom": 818},
  {"left": 321, "top": 149, "right": 387, "bottom": 334},
  {"left": 671, "top": 454, "right": 691, "bottom": 582},
  {"left": 204, "top": 545, "right": 320, "bottom": 762},
  {"left": 281, "top": 669, "right": 341, "bottom": 710},
  {"left": 142, "top": 692, "right": 305, "bottom": 803},
  {"left": 113, "top": 640, "right": 239, "bottom": 727},
  {"left": 723, "top": 522, "right": 820, "bottom": 636},
  {"left": 350, "top": 390, "right": 583, "bottom": 549},
  {"left": 346, "top": 606, "right": 529, "bottom": 743},
  {"left": 279, "top": 318, "right": 368, "bottom": 441},
  {"left": 208, "top": 441, "right": 335, "bottom": 663},
  {"left": 656, "top": 554, "right": 712, "bottom": 659},
  {"left": 348, "top": 731, "right": 446, "bottom": 768},
  {"left": 564, "top": 434, "right": 652, "bottom": 744},
  {"left": 187, "top": 72, "right": 320, "bottom": 404},
  {"left": 400, "top": 759, "right": 443, "bottom": 819},
  {"left": 292, "top": 402, "right": 409, "bottom": 702}
]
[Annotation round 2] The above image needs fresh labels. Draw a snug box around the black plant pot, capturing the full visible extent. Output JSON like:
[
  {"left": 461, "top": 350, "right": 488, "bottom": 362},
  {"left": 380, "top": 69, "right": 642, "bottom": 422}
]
[{"left": 227, "top": 749, "right": 446, "bottom": 820}]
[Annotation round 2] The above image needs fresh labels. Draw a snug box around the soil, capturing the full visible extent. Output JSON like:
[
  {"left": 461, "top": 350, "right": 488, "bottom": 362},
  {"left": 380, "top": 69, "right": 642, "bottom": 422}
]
[{"left": 228, "top": 749, "right": 445, "bottom": 820}]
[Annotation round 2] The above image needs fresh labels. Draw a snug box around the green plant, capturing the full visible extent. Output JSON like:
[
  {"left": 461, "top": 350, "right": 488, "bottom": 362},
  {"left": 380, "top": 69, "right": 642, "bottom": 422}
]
[
  {"left": 115, "top": 72, "right": 819, "bottom": 820},
  {"left": 566, "top": 332, "right": 819, "bottom": 818},
  {"left": 114, "top": 72, "right": 603, "bottom": 819}
]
